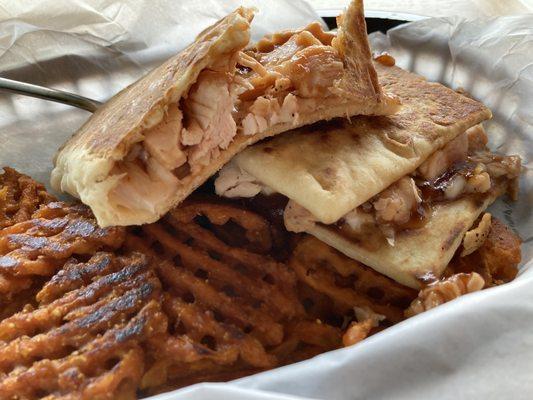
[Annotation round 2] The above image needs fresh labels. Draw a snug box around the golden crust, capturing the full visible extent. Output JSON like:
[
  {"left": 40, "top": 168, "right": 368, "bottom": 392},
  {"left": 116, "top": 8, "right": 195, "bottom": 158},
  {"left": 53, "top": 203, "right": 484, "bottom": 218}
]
[
  {"left": 57, "top": 8, "right": 254, "bottom": 160},
  {"left": 334, "top": 0, "right": 383, "bottom": 100}
]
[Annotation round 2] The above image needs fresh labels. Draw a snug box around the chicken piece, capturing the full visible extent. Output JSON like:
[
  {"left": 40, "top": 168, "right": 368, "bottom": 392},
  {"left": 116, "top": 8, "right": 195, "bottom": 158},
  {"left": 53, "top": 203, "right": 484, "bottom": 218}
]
[
  {"left": 215, "top": 162, "right": 269, "bottom": 198},
  {"left": 372, "top": 177, "right": 422, "bottom": 225},
  {"left": 443, "top": 174, "right": 467, "bottom": 200},
  {"left": 183, "top": 71, "right": 238, "bottom": 167},
  {"left": 284, "top": 200, "right": 317, "bottom": 233},
  {"left": 466, "top": 124, "right": 488, "bottom": 152},
  {"left": 241, "top": 93, "right": 300, "bottom": 136},
  {"left": 143, "top": 104, "right": 187, "bottom": 170},
  {"left": 405, "top": 272, "right": 485, "bottom": 317},
  {"left": 277, "top": 45, "right": 344, "bottom": 98},
  {"left": 342, "top": 207, "right": 375, "bottom": 234},
  {"left": 255, "top": 22, "right": 334, "bottom": 54},
  {"left": 484, "top": 155, "right": 522, "bottom": 179},
  {"left": 259, "top": 28, "right": 325, "bottom": 65},
  {"left": 342, "top": 319, "right": 373, "bottom": 347},
  {"left": 465, "top": 165, "right": 491, "bottom": 194},
  {"left": 418, "top": 131, "right": 469, "bottom": 180},
  {"left": 109, "top": 156, "right": 179, "bottom": 214}
]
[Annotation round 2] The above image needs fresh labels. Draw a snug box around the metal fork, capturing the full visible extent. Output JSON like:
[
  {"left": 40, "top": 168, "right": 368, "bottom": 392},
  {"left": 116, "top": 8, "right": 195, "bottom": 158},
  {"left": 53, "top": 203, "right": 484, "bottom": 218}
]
[{"left": 0, "top": 77, "right": 101, "bottom": 112}]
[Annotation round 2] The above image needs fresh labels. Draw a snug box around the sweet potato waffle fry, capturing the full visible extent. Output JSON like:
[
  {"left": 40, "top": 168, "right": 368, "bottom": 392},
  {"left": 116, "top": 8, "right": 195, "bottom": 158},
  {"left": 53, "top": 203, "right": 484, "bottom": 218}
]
[
  {"left": 0, "top": 167, "right": 55, "bottom": 229},
  {"left": 0, "top": 201, "right": 125, "bottom": 307},
  {"left": 290, "top": 236, "right": 418, "bottom": 325},
  {"left": 445, "top": 217, "right": 521, "bottom": 286},
  {"left": 0, "top": 252, "right": 166, "bottom": 400},
  {"left": 0, "top": 168, "right": 522, "bottom": 397},
  {"left": 125, "top": 199, "right": 342, "bottom": 390}
]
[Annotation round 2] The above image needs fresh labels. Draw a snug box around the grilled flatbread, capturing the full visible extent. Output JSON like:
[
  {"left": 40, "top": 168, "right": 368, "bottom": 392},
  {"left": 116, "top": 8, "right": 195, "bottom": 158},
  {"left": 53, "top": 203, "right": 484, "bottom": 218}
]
[
  {"left": 309, "top": 186, "right": 504, "bottom": 288},
  {"left": 52, "top": 0, "right": 398, "bottom": 227},
  {"left": 220, "top": 64, "right": 522, "bottom": 288},
  {"left": 231, "top": 63, "right": 492, "bottom": 224}
]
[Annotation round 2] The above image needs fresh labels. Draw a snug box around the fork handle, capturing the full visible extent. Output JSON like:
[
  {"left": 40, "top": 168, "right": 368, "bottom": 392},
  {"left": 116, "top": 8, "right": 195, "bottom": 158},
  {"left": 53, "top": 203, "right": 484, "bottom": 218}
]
[{"left": 0, "top": 77, "right": 101, "bottom": 112}]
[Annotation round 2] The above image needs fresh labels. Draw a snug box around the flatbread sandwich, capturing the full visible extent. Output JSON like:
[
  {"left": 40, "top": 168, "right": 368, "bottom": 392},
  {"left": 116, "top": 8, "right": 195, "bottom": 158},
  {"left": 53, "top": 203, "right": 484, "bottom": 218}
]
[
  {"left": 51, "top": 0, "right": 399, "bottom": 227},
  {"left": 216, "top": 62, "right": 521, "bottom": 288}
]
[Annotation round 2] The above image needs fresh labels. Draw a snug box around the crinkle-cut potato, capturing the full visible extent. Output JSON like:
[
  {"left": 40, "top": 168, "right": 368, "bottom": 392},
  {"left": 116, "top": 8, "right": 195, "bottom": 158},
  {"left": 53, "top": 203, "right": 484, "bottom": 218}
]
[
  {"left": 0, "top": 168, "right": 522, "bottom": 397},
  {"left": 52, "top": 0, "right": 399, "bottom": 227},
  {"left": 0, "top": 167, "right": 55, "bottom": 229}
]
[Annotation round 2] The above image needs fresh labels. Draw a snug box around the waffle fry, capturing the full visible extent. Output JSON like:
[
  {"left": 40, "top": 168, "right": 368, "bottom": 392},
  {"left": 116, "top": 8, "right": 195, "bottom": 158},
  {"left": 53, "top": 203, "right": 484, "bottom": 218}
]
[
  {"left": 271, "top": 320, "right": 342, "bottom": 365},
  {"left": 125, "top": 199, "right": 341, "bottom": 390},
  {"left": 290, "top": 236, "right": 417, "bottom": 324},
  {"left": 446, "top": 217, "right": 521, "bottom": 286},
  {"left": 0, "top": 167, "right": 55, "bottom": 229},
  {"left": 0, "top": 169, "right": 522, "bottom": 397},
  {"left": 0, "top": 201, "right": 125, "bottom": 306},
  {"left": 0, "top": 252, "right": 166, "bottom": 400}
]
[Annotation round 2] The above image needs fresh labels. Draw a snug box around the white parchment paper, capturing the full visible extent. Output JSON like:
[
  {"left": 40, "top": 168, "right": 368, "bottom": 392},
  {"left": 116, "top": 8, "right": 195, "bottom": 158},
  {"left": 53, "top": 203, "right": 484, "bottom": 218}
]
[{"left": 0, "top": 2, "right": 531, "bottom": 399}]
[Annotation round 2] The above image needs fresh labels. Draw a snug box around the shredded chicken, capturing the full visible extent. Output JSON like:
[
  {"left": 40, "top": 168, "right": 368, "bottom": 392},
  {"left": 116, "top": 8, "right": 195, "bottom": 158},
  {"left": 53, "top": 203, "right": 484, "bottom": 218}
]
[
  {"left": 405, "top": 272, "right": 485, "bottom": 317},
  {"left": 183, "top": 71, "right": 238, "bottom": 167},
  {"left": 477, "top": 154, "right": 522, "bottom": 180},
  {"left": 461, "top": 213, "right": 492, "bottom": 257},
  {"left": 418, "top": 131, "right": 469, "bottom": 180},
  {"left": 421, "top": 124, "right": 520, "bottom": 202},
  {"left": 109, "top": 157, "right": 178, "bottom": 213},
  {"left": 444, "top": 174, "right": 467, "bottom": 200},
  {"left": 343, "top": 207, "right": 375, "bottom": 233},
  {"left": 143, "top": 104, "right": 187, "bottom": 170},
  {"left": 284, "top": 200, "right": 317, "bottom": 233},
  {"left": 215, "top": 162, "right": 273, "bottom": 198},
  {"left": 237, "top": 24, "right": 344, "bottom": 136},
  {"left": 443, "top": 167, "right": 495, "bottom": 200},
  {"left": 465, "top": 164, "right": 491, "bottom": 194},
  {"left": 372, "top": 177, "right": 422, "bottom": 225},
  {"left": 277, "top": 46, "right": 344, "bottom": 98}
]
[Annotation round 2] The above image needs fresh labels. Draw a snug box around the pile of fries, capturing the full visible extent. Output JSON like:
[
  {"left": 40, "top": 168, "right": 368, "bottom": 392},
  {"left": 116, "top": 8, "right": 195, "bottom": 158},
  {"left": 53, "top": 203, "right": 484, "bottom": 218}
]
[{"left": 0, "top": 169, "right": 521, "bottom": 399}]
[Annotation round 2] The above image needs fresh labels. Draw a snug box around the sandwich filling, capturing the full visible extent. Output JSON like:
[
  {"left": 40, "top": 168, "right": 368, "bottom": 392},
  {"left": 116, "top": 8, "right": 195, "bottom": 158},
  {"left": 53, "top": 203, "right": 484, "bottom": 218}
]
[
  {"left": 107, "top": 23, "right": 370, "bottom": 217},
  {"left": 217, "top": 125, "right": 521, "bottom": 246},
  {"left": 321, "top": 125, "right": 520, "bottom": 247}
]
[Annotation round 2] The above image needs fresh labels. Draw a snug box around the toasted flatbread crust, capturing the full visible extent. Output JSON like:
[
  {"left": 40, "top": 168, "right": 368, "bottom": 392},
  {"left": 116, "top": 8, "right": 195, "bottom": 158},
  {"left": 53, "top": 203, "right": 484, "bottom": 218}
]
[
  {"left": 51, "top": 1, "right": 398, "bottom": 227},
  {"left": 234, "top": 63, "right": 492, "bottom": 224},
  {"left": 51, "top": 8, "right": 254, "bottom": 225},
  {"left": 309, "top": 188, "right": 504, "bottom": 289}
]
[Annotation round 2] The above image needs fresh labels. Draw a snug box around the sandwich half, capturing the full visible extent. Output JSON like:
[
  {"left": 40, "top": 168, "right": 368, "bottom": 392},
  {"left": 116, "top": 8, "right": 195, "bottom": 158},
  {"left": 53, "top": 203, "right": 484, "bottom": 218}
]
[
  {"left": 216, "top": 62, "right": 521, "bottom": 288},
  {"left": 51, "top": 0, "right": 399, "bottom": 227}
]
